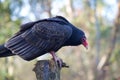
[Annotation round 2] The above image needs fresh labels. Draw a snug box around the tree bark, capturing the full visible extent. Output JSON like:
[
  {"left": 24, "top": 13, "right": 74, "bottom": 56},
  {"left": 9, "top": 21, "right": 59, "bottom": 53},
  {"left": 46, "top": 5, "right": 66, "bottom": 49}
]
[
  {"left": 33, "top": 60, "right": 69, "bottom": 80},
  {"left": 33, "top": 60, "right": 60, "bottom": 80}
]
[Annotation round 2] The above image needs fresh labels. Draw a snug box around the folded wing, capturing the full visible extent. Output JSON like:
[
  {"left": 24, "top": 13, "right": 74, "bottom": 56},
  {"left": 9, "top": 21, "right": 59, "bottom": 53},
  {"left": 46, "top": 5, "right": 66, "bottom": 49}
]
[{"left": 5, "top": 21, "right": 72, "bottom": 61}]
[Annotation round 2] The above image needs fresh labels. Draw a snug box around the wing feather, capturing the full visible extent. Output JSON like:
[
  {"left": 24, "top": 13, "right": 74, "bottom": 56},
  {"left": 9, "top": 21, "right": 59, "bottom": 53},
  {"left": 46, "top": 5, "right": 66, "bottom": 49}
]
[{"left": 5, "top": 20, "right": 72, "bottom": 61}]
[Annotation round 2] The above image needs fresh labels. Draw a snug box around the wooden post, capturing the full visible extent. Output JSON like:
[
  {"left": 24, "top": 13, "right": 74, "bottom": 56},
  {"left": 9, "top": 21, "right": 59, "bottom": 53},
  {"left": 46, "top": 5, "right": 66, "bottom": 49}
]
[{"left": 33, "top": 60, "right": 69, "bottom": 80}]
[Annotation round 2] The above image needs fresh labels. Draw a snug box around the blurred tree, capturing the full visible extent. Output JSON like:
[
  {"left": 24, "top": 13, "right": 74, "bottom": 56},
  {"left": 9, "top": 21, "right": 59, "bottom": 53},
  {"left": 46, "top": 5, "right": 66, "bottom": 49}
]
[
  {"left": 0, "top": 0, "right": 21, "bottom": 80},
  {"left": 93, "top": 0, "right": 101, "bottom": 80},
  {"left": 65, "top": 0, "right": 74, "bottom": 20},
  {"left": 29, "top": 0, "right": 52, "bottom": 19},
  {"left": 97, "top": 1, "right": 120, "bottom": 80}
]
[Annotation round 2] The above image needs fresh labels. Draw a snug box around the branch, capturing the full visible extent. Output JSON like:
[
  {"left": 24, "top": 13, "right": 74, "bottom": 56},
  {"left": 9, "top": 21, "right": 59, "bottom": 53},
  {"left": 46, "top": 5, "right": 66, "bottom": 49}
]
[{"left": 33, "top": 60, "right": 69, "bottom": 80}]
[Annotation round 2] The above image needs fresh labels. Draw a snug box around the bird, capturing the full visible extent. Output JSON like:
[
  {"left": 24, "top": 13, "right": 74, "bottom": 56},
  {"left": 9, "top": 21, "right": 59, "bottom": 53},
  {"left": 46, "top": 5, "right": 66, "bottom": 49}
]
[{"left": 0, "top": 16, "right": 88, "bottom": 67}]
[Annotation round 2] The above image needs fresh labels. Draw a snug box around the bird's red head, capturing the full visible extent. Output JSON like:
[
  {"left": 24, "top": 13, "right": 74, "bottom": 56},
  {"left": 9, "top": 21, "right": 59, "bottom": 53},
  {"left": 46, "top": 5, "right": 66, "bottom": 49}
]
[{"left": 81, "top": 37, "right": 88, "bottom": 49}]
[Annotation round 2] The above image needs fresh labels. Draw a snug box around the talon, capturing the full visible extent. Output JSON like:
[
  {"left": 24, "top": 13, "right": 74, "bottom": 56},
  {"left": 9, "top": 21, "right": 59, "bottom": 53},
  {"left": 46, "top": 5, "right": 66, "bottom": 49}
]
[
  {"left": 50, "top": 51, "right": 63, "bottom": 68},
  {"left": 56, "top": 58, "right": 63, "bottom": 68}
]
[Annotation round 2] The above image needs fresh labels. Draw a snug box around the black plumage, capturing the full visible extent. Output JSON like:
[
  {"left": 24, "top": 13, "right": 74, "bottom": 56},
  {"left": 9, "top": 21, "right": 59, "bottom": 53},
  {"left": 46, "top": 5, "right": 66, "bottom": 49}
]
[{"left": 2, "top": 16, "right": 87, "bottom": 61}]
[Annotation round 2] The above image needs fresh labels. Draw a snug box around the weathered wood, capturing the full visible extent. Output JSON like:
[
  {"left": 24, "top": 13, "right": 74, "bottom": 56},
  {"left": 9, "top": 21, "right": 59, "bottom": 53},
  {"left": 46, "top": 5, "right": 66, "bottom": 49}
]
[{"left": 33, "top": 60, "right": 69, "bottom": 80}]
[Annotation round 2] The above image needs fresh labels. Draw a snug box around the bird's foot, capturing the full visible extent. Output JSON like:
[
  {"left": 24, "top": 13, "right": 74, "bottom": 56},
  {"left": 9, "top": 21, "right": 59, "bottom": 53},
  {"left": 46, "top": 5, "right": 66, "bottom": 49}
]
[
  {"left": 50, "top": 51, "right": 63, "bottom": 68},
  {"left": 52, "top": 57, "right": 69, "bottom": 68},
  {"left": 54, "top": 57, "right": 63, "bottom": 68}
]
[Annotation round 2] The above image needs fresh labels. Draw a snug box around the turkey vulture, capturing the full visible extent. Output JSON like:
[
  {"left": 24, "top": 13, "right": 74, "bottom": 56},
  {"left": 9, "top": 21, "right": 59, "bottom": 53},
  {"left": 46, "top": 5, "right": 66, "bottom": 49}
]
[{"left": 0, "top": 16, "right": 88, "bottom": 67}]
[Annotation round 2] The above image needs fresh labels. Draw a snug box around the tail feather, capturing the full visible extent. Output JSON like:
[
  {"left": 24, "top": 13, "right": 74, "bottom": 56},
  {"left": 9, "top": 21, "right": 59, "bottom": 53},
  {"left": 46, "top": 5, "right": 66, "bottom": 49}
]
[{"left": 0, "top": 44, "right": 15, "bottom": 57}]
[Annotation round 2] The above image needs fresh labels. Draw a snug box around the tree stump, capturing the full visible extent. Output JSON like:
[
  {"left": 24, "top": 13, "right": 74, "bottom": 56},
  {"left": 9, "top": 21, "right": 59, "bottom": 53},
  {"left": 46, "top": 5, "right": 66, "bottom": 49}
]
[{"left": 33, "top": 60, "right": 69, "bottom": 80}]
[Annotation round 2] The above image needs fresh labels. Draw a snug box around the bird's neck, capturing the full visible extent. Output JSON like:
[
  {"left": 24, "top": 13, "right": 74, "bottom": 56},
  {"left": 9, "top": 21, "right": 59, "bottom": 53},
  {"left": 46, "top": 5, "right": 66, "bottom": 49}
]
[
  {"left": 63, "top": 28, "right": 81, "bottom": 46},
  {"left": 63, "top": 37, "right": 80, "bottom": 46}
]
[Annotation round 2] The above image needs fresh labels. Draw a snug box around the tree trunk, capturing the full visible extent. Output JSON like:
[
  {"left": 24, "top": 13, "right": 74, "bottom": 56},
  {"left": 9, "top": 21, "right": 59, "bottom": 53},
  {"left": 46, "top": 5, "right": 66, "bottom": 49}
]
[
  {"left": 65, "top": 0, "right": 74, "bottom": 20},
  {"left": 47, "top": 0, "right": 52, "bottom": 17},
  {"left": 93, "top": 0, "right": 101, "bottom": 80},
  {"left": 97, "top": 1, "right": 120, "bottom": 80},
  {"left": 33, "top": 60, "right": 60, "bottom": 80},
  {"left": 33, "top": 60, "right": 69, "bottom": 80}
]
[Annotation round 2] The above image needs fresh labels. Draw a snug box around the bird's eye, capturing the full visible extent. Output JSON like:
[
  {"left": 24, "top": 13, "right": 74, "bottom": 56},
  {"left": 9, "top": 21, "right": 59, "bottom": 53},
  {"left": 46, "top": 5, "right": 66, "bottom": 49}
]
[
  {"left": 82, "top": 37, "right": 87, "bottom": 42},
  {"left": 82, "top": 38, "right": 85, "bottom": 42}
]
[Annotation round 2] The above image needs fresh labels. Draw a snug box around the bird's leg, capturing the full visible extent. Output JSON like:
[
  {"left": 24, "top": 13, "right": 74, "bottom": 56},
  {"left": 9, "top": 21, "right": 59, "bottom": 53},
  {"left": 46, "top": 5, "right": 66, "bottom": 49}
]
[{"left": 50, "top": 51, "right": 63, "bottom": 68}]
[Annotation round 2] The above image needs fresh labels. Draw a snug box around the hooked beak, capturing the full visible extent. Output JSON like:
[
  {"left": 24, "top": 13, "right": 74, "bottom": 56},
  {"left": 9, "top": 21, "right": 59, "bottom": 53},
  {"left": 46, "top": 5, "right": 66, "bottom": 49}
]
[{"left": 82, "top": 38, "right": 88, "bottom": 49}]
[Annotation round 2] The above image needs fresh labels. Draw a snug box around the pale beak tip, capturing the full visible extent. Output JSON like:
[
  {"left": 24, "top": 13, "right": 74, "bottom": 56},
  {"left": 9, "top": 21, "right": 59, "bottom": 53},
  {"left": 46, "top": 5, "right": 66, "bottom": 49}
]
[{"left": 85, "top": 45, "right": 88, "bottom": 50}]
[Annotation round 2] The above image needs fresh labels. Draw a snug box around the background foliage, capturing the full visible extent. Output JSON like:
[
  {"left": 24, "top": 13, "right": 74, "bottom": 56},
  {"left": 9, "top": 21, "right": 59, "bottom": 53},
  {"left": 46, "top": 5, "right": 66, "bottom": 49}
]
[{"left": 0, "top": 0, "right": 120, "bottom": 80}]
